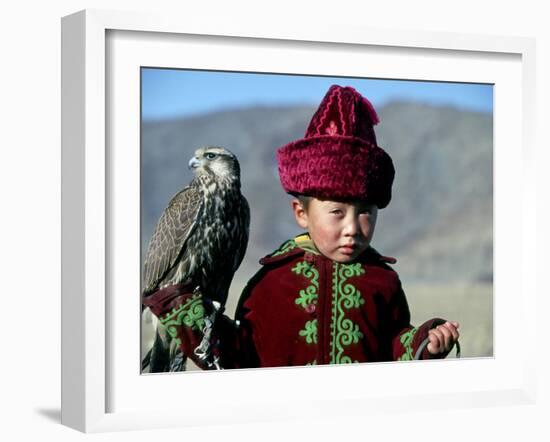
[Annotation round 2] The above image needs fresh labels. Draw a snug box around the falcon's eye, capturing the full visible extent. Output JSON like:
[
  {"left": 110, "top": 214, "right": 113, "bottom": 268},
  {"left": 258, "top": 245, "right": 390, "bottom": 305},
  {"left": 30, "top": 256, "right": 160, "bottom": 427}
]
[{"left": 205, "top": 152, "right": 217, "bottom": 160}]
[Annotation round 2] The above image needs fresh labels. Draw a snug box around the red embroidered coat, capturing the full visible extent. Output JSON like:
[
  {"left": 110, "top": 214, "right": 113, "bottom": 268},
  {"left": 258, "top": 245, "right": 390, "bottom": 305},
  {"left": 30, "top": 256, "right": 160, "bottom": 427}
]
[{"left": 143, "top": 234, "right": 450, "bottom": 369}]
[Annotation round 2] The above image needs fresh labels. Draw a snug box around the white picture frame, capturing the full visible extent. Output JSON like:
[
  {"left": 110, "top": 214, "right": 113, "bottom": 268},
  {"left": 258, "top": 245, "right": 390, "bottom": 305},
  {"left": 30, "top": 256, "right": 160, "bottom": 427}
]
[{"left": 61, "top": 9, "right": 537, "bottom": 433}]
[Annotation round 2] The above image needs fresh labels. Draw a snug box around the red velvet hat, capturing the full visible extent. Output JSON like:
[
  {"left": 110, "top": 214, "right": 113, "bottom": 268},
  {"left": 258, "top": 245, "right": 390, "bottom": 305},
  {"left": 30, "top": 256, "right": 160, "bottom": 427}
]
[{"left": 276, "top": 85, "right": 395, "bottom": 208}]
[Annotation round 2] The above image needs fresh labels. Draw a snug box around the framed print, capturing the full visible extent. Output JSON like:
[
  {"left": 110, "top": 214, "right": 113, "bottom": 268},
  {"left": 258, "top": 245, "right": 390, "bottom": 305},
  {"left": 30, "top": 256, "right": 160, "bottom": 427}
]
[{"left": 61, "top": 9, "right": 537, "bottom": 433}]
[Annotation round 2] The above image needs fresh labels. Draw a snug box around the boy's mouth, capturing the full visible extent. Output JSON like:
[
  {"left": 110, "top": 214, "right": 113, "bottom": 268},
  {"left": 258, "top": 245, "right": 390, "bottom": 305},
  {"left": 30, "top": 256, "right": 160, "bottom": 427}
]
[{"left": 339, "top": 244, "right": 357, "bottom": 255}]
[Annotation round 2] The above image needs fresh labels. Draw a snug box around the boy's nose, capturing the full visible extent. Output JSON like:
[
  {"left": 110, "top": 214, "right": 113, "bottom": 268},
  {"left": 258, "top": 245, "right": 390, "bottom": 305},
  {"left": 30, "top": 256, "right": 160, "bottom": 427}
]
[{"left": 343, "top": 216, "right": 360, "bottom": 236}]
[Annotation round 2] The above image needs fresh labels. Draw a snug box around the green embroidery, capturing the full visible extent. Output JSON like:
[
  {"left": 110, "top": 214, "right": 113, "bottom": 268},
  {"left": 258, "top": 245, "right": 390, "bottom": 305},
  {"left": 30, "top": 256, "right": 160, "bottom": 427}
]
[
  {"left": 159, "top": 294, "right": 206, "bottom": 347},
  {"left": 299, "top": 319, "right": 318, "bottom": 344},
  {"left": 330, "top": 262, "right": 366, "bottom": 364},
  {"left": 271, "top": 239, "right": 298, "bottom": 257},
  {"left": 338, "top": 263, "right": 366, "bottom": 309},
  {"left": 397, "top": 327, "right": 418, "bottom": 361},
  {"left": 292, "top": 261, "right": 319, "bottom": 308},
  {"left": 293, "top": 260, "right": 319, "bottom": 347},
  {"left": 291, "top": 259, "right": 366, "bottom": 362},
  {"left": 339, "top": 356, "right": 361, "bottom": 364}
]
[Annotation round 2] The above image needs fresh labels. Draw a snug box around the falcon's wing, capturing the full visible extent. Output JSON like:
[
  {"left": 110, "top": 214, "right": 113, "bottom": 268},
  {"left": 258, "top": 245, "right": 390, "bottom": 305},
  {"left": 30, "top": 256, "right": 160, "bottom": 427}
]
[
  {"left": 233, "top": 195, "right": 251, "bottom": 272},
  {"left": 142, "top": 185, "right": 203, "bottom": 295}
]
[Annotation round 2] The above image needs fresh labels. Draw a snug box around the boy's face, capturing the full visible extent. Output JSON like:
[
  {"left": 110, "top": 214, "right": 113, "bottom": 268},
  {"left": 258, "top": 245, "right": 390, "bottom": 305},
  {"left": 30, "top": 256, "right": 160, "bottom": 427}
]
[{"left": 292, "top": 197, "right": 378, "bottom": 263}]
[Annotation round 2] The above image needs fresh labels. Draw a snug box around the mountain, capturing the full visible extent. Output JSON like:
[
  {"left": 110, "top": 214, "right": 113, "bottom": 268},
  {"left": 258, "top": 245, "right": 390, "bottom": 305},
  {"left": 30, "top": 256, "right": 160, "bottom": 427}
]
[{"left": 141, "top": 102, "right": 492, "bottom": 285}]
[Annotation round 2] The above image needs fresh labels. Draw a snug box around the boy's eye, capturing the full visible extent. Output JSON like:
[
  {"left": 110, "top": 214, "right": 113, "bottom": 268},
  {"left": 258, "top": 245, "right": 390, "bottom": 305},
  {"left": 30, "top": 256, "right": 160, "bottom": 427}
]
[
  {"left": 330, "top": 209, "right": 343, "bottom": 215},
  {"left": 358, "top": 205, "right": 375, "bottom": 215}
]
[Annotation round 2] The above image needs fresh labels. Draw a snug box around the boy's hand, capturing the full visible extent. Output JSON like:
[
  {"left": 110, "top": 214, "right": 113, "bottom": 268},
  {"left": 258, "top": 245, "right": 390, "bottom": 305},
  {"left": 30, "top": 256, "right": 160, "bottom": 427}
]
[{"left": 427, "top": 321, "right": 460, "bottom": 355}]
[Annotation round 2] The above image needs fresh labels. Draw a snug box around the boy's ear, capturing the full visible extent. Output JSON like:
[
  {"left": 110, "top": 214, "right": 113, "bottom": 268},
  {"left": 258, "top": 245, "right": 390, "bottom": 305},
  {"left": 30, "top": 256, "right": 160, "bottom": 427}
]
[{"left": 291, "top": 199, "right": 308, "bottom": 229}]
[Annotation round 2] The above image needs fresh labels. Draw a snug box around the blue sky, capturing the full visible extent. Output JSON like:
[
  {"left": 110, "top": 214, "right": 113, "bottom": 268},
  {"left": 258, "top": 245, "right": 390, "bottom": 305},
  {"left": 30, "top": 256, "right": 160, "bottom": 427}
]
[{"left": 141, "top": 68, "right": 493, "bottom": 121}]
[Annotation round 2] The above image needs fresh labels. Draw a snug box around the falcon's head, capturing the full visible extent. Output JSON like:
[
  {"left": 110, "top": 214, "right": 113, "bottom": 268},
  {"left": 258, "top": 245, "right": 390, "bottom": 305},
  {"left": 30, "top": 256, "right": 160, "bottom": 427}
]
[{"left": 188, "top": 146, "right": 241, "bottom": 182}]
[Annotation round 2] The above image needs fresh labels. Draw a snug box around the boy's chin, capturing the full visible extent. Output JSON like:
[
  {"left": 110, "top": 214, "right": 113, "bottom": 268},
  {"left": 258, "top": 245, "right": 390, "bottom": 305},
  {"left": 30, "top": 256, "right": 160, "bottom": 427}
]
[{"left": 334, "top": 257, "right": 355, "bottom": 263}]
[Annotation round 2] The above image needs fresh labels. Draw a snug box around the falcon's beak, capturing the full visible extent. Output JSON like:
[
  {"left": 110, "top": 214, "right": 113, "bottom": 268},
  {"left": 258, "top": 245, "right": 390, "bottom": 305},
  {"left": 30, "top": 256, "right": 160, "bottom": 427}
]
[{"left": 188, "top": 157, "right": 201, "bottom": 170}]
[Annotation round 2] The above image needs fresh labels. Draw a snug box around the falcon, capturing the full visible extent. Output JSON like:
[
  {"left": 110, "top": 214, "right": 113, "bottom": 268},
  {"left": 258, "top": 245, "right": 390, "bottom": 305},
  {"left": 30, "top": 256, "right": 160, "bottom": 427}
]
[{"left": 141, "top": 146, "right": 250, "bottom": 372}]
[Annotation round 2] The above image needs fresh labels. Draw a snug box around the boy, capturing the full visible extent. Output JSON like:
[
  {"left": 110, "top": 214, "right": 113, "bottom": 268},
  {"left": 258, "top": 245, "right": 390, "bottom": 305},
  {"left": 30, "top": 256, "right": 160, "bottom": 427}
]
[{"left": 143, "top": 84, "right": 459, "bottom": 369}]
